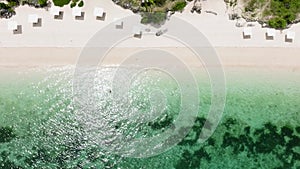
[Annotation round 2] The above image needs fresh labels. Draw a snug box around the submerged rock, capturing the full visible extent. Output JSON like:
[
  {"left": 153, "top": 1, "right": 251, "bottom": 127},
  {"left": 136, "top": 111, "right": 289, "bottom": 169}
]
[{"left": 0, "top": 126, "right": 16, "bottom": 143}]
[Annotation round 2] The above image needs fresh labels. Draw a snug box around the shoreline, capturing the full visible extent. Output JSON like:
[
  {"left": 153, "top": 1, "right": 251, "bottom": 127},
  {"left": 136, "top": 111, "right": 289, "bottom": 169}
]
[{"left": 0, "top": 47, "right": 300, "bottom": 71}]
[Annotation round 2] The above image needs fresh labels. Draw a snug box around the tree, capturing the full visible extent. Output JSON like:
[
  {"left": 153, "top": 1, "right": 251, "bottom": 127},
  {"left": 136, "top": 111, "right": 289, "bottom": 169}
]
[
  {"left": 53, "top": 0, "right": 71, "bottom": 7},
  {"left": 78, "top": 1, "right": 84, "bottom": 7}
]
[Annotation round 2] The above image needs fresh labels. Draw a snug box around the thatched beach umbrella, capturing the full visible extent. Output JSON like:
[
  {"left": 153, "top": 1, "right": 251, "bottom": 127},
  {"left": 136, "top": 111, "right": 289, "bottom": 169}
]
[
  {"left": 7, "top": 21, "right": 18, "bottom": 31},
  {"left": 243, "top": 27, "right": 252, "bottom": 39},
  {"left": 286, "top": 31, "right": 295, "bottom": 42}
]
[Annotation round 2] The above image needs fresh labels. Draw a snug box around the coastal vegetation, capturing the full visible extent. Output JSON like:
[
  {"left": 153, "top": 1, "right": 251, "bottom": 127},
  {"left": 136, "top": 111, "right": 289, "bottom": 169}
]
[
  {"left": 0, "top": 0, "right": 84, "bottom": 19},
  {"left": 78, "top": 1, "right": 84, "bottom": 7},
  {"left": 242, "top": 0, "right": 300, "bottom": 29},
  {"left": 53, "top": 0, "right": 84, "bottom": 8},
  {"left": 113, "top": 0, "right": 188, "bottom": 25},
  {"left": 2, "top": 0, "right": 300, "bottom": 29},
  {"left": 0, "top": 2, "right": 16, "bottom": 18},
  {"left": 52, "top": 0, "right": 70, "bottom": 7},
  {"left": 172, "top": 1, "right": 187, "bottom": 11},
  {"left": 0, "top": 0, "right": 49, "bottom": 19}
]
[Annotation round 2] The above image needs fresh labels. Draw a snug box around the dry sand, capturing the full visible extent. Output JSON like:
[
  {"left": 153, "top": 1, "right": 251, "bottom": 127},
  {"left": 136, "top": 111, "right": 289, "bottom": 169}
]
[{"left": 0, "top": 1, "right": 300, "bottom": 47}]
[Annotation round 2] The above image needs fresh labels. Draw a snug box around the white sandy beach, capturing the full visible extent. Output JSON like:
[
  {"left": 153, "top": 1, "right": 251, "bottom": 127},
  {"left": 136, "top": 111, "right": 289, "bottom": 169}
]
[
  {"left": 0, "top": 1, "right": 300, "bottom": 47},
  {"left": 0, "top": 0, "right": 300, "bottom": 69}
]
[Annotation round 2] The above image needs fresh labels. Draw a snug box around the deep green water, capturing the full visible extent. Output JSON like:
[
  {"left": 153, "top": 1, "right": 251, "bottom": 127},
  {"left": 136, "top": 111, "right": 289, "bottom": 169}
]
[{"left": 0, "top": 66, "right": 299, "bottom": 169}]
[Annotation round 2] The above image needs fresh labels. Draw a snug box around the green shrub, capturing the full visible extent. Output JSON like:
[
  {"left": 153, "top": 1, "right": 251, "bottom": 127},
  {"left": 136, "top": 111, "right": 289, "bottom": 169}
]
[
  {"left": 38, "top": 0, "right": 48, "bottom": 6},
  {"left": 8, "top": 8, "right": 15, "bottom": 13},
  {"left": 6, "top": 0, "right": 19, "bottom": 6},
  {"left": 172, "top": 1, "right": 187, "bottom": 11},
  {"left": 269, "top": 0, "right": 300, "bottom": 24},
  {"left": 0, "top": 2, "right": 10, "bottom": 9},
  {"left": 8, "top": 1, "right": 18, "bottom": 7},
  {"left": 268, "top": 17, "right": 287, "bottom": 29},
  {"left": 53, "top": 0, "right": 71, "bottom": 7},
  {"left": 283, "top": 12, "right": 296, "bottom": 24},
  {"left": 245, "top": 0, "right": 300, "bottom": 29},
  {"left": 78, "top": 1, "right": 84, "bottom": 7},
  {"left": 70, "top": 2, "right": 76, "bottom": 8}
]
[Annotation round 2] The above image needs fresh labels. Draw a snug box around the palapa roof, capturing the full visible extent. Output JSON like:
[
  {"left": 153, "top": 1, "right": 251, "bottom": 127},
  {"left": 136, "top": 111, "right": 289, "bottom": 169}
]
[
  {"left": 93, "top": 7, "right": 104, "bottom": 17},
  {"left": 28, "top": 14, "right": 39, "bottom": 23},
  {"left": 72, "top": 7, "right": 82, "bottom": 17},
  {"left": 7, "top": 21, "right": 18, "bottom": 30},
  {"left": 243, "top": 27, "right": 252, "bottom": 36}
]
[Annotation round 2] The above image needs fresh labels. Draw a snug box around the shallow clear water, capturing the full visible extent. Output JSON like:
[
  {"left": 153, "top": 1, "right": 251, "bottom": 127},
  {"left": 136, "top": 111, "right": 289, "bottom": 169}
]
[{"left": 0, "top": 66, "right": 299, "bottom": 169}]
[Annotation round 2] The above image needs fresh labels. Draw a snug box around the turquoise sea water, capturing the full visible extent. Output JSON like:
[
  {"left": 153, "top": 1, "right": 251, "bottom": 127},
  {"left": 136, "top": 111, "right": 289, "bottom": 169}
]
[{"left": 0, "top": 66, "right": 299, "bottom": 169}]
